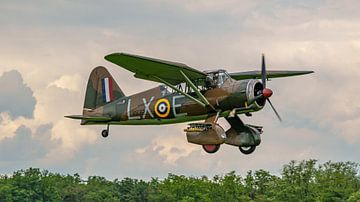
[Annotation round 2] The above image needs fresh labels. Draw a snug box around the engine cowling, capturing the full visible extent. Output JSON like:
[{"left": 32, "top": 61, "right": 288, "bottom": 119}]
[
  {"left": 224, "top": 79, "right": 266, "bottom": 112},
  {"left": 245, "top": 79, "right": 266, "bottom": 108}
]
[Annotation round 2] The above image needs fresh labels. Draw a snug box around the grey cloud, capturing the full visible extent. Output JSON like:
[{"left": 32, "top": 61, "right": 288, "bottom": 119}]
[
  {"left": 0, "top": 123, "right": 60, "bottom": 173},
  {"left": 38, "top": 125, "right": 164, "bottom": 179},
  {"left": 0, "top": 70, "right": 36, "bottom": 118},
  {"left": 0, "top": 0, "right": 235, "bottom": 37}
]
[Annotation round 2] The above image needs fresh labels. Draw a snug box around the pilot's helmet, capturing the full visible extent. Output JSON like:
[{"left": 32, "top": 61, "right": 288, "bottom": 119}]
[{"left": 205, "top": 75, "right": 215, "bottom": 87}]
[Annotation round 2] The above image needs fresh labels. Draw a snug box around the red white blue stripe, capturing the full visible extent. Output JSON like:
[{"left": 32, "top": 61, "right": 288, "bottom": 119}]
[{"left": 101, "top": 77, "right": 114, "bottom": 103}]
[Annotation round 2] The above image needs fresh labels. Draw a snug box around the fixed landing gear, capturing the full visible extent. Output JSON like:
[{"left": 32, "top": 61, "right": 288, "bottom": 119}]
[
  {"left": 202, "top": 144, "right": 220, "bottom": 154},
  {"left": 101, "top": 124, "right": 110, "bottom": 138},
  {"left": 101, "top": 130, "right": 109, "bottom": 138},
  {"left": 239, "top": 146, "right": 256, "bottom": 155}
]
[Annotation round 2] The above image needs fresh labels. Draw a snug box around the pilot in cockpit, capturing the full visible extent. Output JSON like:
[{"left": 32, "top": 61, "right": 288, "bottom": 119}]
[{"left": 205, "top": 70, "right": 230, "bottom": 88}]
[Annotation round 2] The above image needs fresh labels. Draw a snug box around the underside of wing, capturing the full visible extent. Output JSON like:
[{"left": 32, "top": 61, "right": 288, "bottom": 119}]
[
  {"left": 104, "top": 53, "right": 206, "bottom": 85},
  {"left": 229, "top": 70, "right": 314, "bottom": 80}
]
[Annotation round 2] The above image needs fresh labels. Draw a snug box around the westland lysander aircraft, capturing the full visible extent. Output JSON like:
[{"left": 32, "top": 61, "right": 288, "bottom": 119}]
[{"left": 66, "top": 53, "right": 313, "bottom": 154}]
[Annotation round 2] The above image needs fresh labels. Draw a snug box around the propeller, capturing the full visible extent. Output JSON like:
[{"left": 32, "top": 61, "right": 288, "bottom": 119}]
[
  {"left": 261, "top": 54, "right": 266, "bottom": 88},
  {"left": 259, "top": 54, "right": 282, "bottom": 122}
]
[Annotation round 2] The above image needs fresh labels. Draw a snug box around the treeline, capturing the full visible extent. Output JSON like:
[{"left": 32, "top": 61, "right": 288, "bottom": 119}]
[{"left": 0, "top": 160, "right": 360, "bottom": 201}]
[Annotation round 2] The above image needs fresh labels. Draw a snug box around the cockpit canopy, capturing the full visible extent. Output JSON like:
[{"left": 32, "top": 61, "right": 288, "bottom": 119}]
[
  {"left": 204, "top": 69, "right": 231, "bottom": 88},
  {"left": 160, "top": 70, "right": 231, "bottom": 95}
]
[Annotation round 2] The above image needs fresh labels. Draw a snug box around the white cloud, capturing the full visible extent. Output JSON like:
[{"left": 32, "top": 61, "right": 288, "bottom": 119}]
[
  {"left": 146, "top": 132, "right": 199, "bottom": 165},
  {"left": 151, "top": 0, "right": 259, "bottom": 14},
  {"left": 48, "top": 74, "right": 83, "bottom": 92},
  {"left": 43, "top": 119, "right": 97, "bottom": 163},
  {"left": 337, "top": 118, "right": 360, "bottom": 144},
  {"left": 0, "top": 112, "right": 35, "bottom": 140}
]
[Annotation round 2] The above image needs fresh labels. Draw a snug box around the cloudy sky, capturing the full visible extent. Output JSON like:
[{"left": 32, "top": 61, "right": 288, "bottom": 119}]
[{"left": 0, "top": 0, "right": 359, "bottom": 179}]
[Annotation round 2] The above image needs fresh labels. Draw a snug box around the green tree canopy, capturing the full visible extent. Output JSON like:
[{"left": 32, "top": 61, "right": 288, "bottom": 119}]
[{"left": 0, "top": 160, "right": 359, "bottom": 202}]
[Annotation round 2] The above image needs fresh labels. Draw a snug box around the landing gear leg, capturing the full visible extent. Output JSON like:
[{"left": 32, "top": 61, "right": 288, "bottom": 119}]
[{"left": 101, "top": 124, "right": 110, "bottom": 138}]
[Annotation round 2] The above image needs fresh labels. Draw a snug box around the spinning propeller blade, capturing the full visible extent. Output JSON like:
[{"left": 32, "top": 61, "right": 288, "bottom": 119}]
[
  {"left": 260, "top": 54, "right": 282, "bottom": 122},
  {"left": 267, "top": 98, "right": 282, "bottom": 122},
  {"left": 261, "top": 54, "right": 266, "bottom": 88}
]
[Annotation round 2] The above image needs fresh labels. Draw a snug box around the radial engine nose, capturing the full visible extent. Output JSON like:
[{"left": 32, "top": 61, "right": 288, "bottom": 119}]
[{"left": 262, "top": 88, "right": 273, "bottom": 98}]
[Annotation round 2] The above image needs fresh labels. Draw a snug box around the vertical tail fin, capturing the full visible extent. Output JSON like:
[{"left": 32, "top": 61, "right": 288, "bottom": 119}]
[{"left": 83, "top": 66, "right": 125, "bottom": 110}]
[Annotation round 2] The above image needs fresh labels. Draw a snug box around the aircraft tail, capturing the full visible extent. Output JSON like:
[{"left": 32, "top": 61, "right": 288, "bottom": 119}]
[{"left": 83, "top": 66, "right": 125, "bottom": 110}]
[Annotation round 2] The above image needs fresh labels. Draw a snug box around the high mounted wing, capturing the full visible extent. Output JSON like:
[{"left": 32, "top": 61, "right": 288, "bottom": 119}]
[
  {"left": 229, "top": 70, "right": 314, "bottom": 80},
  {"left": 104, "top": 53, "right": 207, "bottom": 85},
  {"left": 105, "top": 53, "right": 212, "bottom": 108}
]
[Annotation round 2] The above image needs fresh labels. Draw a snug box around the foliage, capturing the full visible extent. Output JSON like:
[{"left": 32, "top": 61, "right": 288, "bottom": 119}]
[{"left": 0, "top": 160, "right": 359, "bottom": 201}]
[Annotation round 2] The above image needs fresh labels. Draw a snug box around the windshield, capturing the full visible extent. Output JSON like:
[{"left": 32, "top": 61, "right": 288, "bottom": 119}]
[{"left": 205, "top": 70, "right": 230, "bottom": 88}]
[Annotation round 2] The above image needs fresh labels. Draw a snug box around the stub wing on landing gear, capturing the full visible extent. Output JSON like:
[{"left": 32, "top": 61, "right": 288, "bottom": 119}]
[{"left": 185, "top": 115, "right": 262, "bottom": 155}]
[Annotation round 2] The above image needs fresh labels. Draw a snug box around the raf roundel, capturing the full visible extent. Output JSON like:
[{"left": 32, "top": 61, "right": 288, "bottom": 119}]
[{"left": 154, "top": 98, "right": 170, "bottom": 118}]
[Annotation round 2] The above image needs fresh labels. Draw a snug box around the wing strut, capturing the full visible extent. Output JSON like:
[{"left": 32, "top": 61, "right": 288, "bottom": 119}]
[
  {"left": 152, "top": 75, "right": 206, "bottom": 107},
  {"left": 152, "top": 70, "right": 214, "bottom": 110},
  {"left": 179, "top": 70, "right": 215, "bottom": 110}
]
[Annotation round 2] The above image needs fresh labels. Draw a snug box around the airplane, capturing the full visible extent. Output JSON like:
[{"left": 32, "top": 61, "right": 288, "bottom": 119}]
[{"left": 65, "top": 53, "right": 314, "bottom": 154}]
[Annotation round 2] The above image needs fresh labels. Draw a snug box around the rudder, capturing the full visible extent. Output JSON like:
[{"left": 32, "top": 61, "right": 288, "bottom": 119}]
[{"left": 83, "top": 66, "right": 125, "bottom": 110}]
